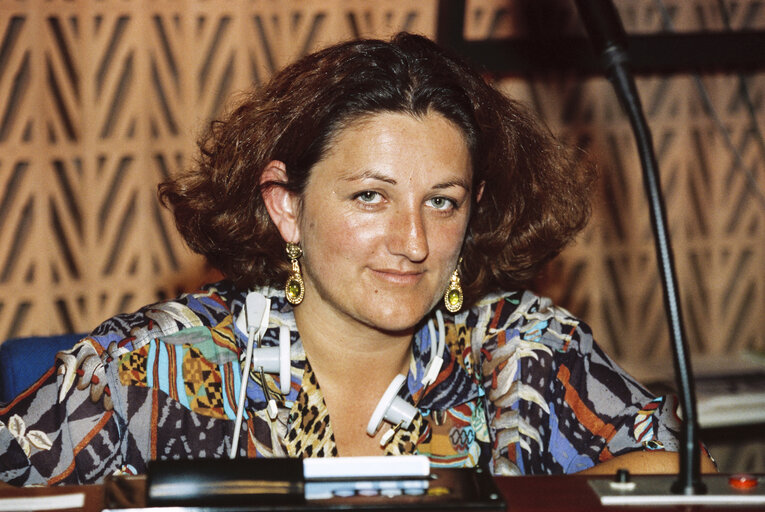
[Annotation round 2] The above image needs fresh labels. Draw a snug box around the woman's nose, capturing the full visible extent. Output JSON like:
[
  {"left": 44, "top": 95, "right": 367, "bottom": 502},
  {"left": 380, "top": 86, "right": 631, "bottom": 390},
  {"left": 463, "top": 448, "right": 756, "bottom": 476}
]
[{"left": 389, "top": 207, "right": 428, "bottom": 262}]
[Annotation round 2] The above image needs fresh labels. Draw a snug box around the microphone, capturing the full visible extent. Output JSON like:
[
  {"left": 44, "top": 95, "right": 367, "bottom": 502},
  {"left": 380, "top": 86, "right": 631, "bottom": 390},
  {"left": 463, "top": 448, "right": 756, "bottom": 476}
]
[
  {"left": 572, "top": 0, "right": 628, "bottom": 71},
  {"left": 574, "top": 0, "right": 707, "bottom": 496}
]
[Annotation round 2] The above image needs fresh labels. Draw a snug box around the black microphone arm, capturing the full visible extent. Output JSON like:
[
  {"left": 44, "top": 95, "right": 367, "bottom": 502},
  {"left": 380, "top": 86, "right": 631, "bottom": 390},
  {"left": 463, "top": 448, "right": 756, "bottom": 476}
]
[{"left": 573, "top": 0, "right": 706, "bottom": 495}]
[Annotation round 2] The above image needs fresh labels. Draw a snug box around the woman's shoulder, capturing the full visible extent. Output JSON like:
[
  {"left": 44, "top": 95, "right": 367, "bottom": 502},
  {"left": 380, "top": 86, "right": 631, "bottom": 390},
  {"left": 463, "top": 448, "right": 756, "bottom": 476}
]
[
  {"left": 84, "top": 280, "right": 246, "bottom": 355},
  {"left": 465, "top": 289, "right": 592, "bottom": 354}
]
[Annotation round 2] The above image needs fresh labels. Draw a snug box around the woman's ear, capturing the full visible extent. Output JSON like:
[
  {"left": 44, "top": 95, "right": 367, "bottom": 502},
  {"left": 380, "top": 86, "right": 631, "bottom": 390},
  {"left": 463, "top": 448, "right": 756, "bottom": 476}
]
[
  {"left": 260, "top": 160, "right": 301, "bottom": 243},
  {"left": 476, "top": 181, "right": 485, "bottom": 203}
]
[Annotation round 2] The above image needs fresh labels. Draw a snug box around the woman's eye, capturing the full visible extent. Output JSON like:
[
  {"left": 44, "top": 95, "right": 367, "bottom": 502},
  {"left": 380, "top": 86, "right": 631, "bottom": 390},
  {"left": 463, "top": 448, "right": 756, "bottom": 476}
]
[
  {"left": 428, "top": 197, "right": 455, "bottom": 211},
  {"left": 355, "top": 191, "right": 382, "bottom": 204}
]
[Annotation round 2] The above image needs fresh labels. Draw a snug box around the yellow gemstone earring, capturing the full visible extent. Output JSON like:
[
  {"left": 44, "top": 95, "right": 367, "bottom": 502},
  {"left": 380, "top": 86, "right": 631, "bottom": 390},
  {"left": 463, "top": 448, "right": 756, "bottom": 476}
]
[
  {"left": 284, "top": 242, "right": 304, "bottom": 305},
  {"left": 444, "top": 264, "right": 463, "bottom": 313}
]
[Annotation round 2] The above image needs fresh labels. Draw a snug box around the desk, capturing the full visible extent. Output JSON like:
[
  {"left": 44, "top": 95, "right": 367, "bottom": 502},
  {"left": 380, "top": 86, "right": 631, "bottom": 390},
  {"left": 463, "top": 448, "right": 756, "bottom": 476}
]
[{"left": 1, "top": 475, "right": 764, "bottom": 512}]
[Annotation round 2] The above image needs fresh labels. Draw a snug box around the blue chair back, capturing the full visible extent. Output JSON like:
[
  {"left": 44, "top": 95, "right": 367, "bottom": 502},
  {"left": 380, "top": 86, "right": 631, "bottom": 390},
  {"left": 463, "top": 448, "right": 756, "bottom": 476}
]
[{"left": 0, "top": 333, "right": 85, "bottom": 403}]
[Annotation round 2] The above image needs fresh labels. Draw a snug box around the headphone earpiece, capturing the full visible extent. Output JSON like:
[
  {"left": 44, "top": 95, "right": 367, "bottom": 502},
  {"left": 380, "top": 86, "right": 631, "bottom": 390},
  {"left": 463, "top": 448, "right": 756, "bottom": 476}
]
[
  {"left": 256, "top": 326, "right": 292, "bottom": 395},
  {"left": 366, "top": 314, "right": 445, "bottom": 446},
  {"left": 366, "top": 374, "right": 417, "bottom": 437}
]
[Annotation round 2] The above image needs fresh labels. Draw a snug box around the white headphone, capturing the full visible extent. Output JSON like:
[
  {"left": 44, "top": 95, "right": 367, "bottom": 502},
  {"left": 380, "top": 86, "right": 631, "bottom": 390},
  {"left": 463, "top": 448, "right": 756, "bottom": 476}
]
[
  {"left": 230, "top": 292, "right": 291, "bottom": 458},
  {"left": 366, "top": 310, "right": 446, "bottom": 446},
  {"left": 229, "top": 292, "right": 447, "bottom": 456}
]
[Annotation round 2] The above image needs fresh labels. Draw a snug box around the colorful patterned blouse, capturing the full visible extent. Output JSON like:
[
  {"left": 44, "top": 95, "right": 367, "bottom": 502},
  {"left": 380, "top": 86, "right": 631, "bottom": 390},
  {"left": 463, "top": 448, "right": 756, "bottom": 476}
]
[{"left": 0, "top": 281, "right": 680, "bottom": 485}]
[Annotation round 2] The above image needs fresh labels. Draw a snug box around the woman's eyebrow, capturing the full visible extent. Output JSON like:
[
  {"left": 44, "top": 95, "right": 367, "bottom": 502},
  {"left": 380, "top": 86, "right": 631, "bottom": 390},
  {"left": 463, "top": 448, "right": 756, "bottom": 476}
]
[
  {"left": 433, "top": 178, "right": 471, "bottom": 192},
  {"left": 340, "top": 169, "right": 397, "bottom": 185},
  {"left": 340, "top": 170, "right": 471, "bottom": 191}
]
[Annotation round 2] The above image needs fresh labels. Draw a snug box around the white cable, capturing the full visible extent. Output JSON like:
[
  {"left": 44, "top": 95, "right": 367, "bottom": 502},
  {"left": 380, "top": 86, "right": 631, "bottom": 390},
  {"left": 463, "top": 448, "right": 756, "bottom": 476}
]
[
  {"left": 230, "top": 325, "right": 257, "bottom": 459},
  {"left": 229, "top": 294, "right": 270, "bottom": 459},
  {"left": 435, "top": 310, "right": 446, "bottom": 361},
  {"left": 428, "top": 318, "right": 437, "bottom": 363},
  {"left": 422, "top": 311, "right": 445, "bottom": 388}
]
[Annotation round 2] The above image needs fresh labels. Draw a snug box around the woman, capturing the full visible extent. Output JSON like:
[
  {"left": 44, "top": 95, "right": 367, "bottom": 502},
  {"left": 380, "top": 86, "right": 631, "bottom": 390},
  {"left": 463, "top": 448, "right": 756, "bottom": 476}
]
[{"left": 0, "top": 33, "right": 709, "bottom": 486}]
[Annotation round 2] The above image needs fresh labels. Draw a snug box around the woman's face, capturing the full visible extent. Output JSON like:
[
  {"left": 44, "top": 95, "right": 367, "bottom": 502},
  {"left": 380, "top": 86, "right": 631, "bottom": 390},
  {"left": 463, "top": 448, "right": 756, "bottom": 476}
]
[{"left": 295, "top": 111, "right": 474, "bottom": 334}]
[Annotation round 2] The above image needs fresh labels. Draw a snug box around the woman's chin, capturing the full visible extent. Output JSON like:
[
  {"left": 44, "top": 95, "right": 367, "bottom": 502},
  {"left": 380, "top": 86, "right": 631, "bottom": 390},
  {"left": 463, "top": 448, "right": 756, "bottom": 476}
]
[{"left": 363, "top": 300, "right": 438, "bottom": 335}]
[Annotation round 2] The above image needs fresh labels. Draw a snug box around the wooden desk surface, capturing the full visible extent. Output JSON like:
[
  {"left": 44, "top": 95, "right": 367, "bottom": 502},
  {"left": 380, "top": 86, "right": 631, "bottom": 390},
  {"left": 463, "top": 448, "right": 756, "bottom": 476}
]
[{"left": 1, "top": 474, "right": 763, "bottom": 511}]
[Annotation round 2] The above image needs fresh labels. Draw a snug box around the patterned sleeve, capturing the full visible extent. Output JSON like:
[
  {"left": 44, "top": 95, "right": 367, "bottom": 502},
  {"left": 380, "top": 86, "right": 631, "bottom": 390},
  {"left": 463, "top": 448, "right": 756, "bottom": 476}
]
[
  {"left": 1, "top": 285, "right": 248, "bottom": 486},
  {"left": 0, "top": 339, "right": 128, "bottom": 485},
  {"left": 0, "top": 297, "right": 190, "bottom": 485},
  {"left": 476, "top": 291, "right": 681, "bottom": 475}
]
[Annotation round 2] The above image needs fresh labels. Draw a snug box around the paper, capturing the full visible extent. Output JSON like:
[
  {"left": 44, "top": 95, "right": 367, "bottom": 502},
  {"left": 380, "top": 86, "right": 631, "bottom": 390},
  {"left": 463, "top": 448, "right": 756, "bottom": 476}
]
[{"left": 0, "top": 492, "right": 84, "bottom": 511}]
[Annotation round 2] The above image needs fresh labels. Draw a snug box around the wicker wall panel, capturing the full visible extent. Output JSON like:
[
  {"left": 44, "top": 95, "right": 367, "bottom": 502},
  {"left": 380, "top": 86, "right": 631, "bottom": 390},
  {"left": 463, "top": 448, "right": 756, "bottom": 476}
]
[
  {"left": 525, "top": 71, "right": 765, "bottom": 371},
  {"left": 0, "top": 0, "right": 763, "bottom": 382},
  {"left": 473, "top": 0, "right": 765, "bottom": 374},
  {"left": 0, "top": 0, "right": 437, "bottom": 340}
]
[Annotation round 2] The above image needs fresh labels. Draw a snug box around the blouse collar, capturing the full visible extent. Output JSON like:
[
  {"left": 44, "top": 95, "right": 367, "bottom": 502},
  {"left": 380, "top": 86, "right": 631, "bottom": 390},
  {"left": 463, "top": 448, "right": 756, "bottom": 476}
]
[{"left": 226, "top": 286, "right": 482, "bottom": 413}]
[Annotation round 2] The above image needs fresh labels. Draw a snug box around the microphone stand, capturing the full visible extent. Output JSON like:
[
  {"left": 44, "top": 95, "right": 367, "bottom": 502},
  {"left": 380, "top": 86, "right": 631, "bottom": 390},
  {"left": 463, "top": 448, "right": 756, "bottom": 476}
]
[{"left": 573, "top": 0, "right": 706, "bottom": 495}]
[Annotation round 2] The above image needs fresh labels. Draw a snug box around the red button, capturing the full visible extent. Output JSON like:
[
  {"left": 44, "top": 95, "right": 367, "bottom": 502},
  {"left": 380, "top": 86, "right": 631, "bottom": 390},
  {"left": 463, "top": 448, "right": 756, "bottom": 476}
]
[{"left": 729, "top": 474, "right": 758, "bottom": 490}]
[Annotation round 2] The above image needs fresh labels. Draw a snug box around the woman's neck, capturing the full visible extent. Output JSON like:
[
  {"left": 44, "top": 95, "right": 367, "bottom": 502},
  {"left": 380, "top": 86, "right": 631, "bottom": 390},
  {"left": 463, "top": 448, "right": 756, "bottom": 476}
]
[
  {"left": 292, "top": 295, "right": 413, "bottom": 386},
  {"left": 290, "top": 293, "right": 417, "bottom": 456}
]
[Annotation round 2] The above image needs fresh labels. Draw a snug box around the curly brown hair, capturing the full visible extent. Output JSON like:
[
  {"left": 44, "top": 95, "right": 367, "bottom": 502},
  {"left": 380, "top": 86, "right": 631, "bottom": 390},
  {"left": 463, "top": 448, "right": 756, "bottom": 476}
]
[{"left": 158, "top": 32, "right": 595, "bottom": 306}]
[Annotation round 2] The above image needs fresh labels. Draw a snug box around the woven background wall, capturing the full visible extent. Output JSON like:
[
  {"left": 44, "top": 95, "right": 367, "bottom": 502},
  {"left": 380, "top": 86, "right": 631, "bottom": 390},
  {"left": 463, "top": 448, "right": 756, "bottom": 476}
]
[
  {"left": 1, "top": 0, "right": 763, "bottom": 380},
  {"left": 488, "top": 0, "right": 765, "bottom": 380}
]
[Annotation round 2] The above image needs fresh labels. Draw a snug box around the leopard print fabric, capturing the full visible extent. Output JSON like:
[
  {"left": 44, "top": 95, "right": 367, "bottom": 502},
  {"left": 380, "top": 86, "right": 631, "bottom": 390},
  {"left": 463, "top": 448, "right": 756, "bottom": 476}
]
[
  {"left": 284, "top": 360, "right": 427, "bottom": 458},
  {"left": 285, "top": 361, "right": 337, "bottom": 458}
]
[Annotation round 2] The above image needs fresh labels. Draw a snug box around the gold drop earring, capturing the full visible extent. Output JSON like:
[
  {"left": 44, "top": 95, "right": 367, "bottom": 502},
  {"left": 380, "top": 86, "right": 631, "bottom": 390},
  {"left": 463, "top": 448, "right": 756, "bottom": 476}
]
[
  {"left": 284, "top": 242, "right": 304, "bottom": 305},
  {"left": 444, "top": 262, "right": 463, "bottom": 313}
]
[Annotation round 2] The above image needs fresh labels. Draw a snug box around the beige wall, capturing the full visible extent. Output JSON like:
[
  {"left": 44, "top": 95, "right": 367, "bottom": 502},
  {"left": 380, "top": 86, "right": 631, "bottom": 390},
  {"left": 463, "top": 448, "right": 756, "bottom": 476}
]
[{"left": 1, "top": 0, "right": 763, "bottom": 377}]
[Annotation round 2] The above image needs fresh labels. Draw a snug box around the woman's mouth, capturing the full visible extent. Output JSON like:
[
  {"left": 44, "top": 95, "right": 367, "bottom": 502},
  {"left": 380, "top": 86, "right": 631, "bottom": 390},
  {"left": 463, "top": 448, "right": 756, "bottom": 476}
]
[{"left": 370, "top": 268, "right": 424, "bottom": 285}]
